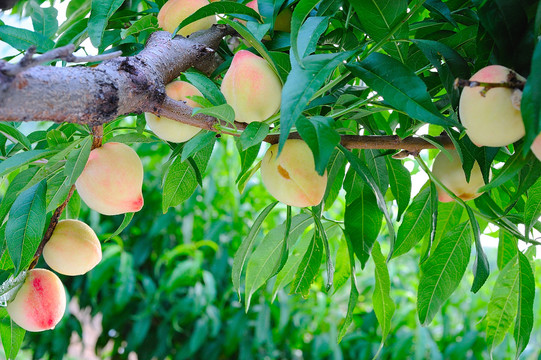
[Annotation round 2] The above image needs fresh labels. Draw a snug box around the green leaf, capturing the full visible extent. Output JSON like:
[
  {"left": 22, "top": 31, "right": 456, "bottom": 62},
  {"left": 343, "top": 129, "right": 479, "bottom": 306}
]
[
  {"left": 433, "top": 201, "right": 463, "bottom": 250},
  {"left": 372, "top": 241, "right": 395, "bottom": 342},
  {"left": 239, "top": 122, "right": 269, "bottom": 151},
  {"left": 296, "top": 116, "right": 340, "bottom": 175},
  {"left": 115, "top": 252, "right": 135, "bottom": 309},
  {"left": 0, "top": 150, "right": 54, "bottom": 178},
  {"left": 30, "top": 3, "right": 58, "bottom": 39},
  {"left": 417, "top": 221, "right": 472, "bottom": 325},
  {"left": 0, "top": 123, "right": 32, "bottom": 151},
  {"left": 6, "top": 181, "right": 47, "bottom": 275},
  {"left": 347, "top": 54, "right": 460, "bottom": 128},
  {"left": 339, "top": 145, "right": 395, "bottom": 256},
  {"left": 45, "top": 172, "right": 71, "bottom": 212},
  {"left": 245, "top": 213, "right": 313, "bottom": 308},
  {"left": 344, "top": 186, "right": 382, "bottom": 268},
  {"left": 393, "top": 185, "right": 433, "bottom": 258},
  {"left": 88, "top": 0, "right": 125, "bottom": 47},
  {"left": 498, "top": 230, "right": 518, "bottom": 270},
  {"left": 0, "top": 167, "right": 39, "bottom": 224},
  {"left": 385, "top": 157, "right": 411, "bottom": 221},
  {"left": 486, "top": 255, "right": 519, "bottom": 355},
  {"left": 181, "top": 132, "right": 216, "bottom": 162},
  {"left": 323, "top": 149, "right": 346, "bottom": 210},
  {"left": 108, "top": 133, "right": 157, "bottom": 144},
  {"left": 193, "top": 104, "right": 235, "bottom": 125},
  {"left": 524, "top": 178, "right": 541, "bottom": 235},
  {"left": 514, "top": 252, "right": 535, "bottom": 358},
  {"left": 121, "top": 14, "right": 158, "bottom": 39},
  {"left": 279, "top": 52, "right": 353, "bottom": 152},
  {"left": 290, "top": 230, "right": 322, "bottom": 298},
  {"left": 290, "top": 0, "right": 321, "bottom": 64},
  {"left": 350, "top": 0, "right": 408, "bottom": 62},
  {"left": 162, "top": 141, "right": 213, "bottom": 212},
  {"left": 106, "top": 212, "right": 134, "bottom": 241},
  {"left": 64, "top": 136, "right": 92, "bottom": 185},
  {"left": 364, "top": 149, "right": 388, "bottom": 195},
  {"left": 479, "top": 147, "right": 534, "bottom": 192},
  {"left": 297, "top": 16, "right": 328, "bottom": 58},
  {"left": 423, "top": 0, "right": 458, "bottom": 28},
  {"left": 183, "top": 72, "right": 226, "bottom": 106},
  {"left": 463, "top": 204, "right": 489, "bottom": 294},
  {"left": 232, "top": 201, "right": 278, "bottom": 297},
  {"left": 338, "top": 234, "right": 359, "bottom": 342},
  {"left": 0, "top": 25, "right": 55, "bottom": 52},
  {"left": 0, "top": 308, "right": 25, "bottom": 360},
  {"left": 331, "top": 238, "right": 350, "bottom": 295},
  {"left": 172, "top": 2, "right": 260, "bottom": 36}
]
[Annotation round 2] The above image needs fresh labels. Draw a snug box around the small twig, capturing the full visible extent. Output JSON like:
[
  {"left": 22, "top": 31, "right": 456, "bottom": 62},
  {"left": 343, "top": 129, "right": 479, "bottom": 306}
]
[
  {"left": 454, "top": 71, "right": 525, "bottom": 97},
  {"left": 0, "top": 44, "right": 123, "bottom": 77}
]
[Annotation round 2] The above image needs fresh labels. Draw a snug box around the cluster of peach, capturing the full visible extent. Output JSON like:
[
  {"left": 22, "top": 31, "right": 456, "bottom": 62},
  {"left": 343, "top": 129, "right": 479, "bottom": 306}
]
[
  {"left": 7, "top": 143, "right": 144, "bottom": 332},
  {"left": 432, "top": 65, "right": 537, "bottom": 202}
]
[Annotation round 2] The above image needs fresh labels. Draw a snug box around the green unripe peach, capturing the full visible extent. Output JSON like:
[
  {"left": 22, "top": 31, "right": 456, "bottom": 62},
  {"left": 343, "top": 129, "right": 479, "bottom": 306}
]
[
  {"left": 432, "top": 150, "right": 486, "bottom": 202},
  {"left": 158, "top": 0, "right": 216, "bottom": 36},
  {"left": 43, "top": 220, "right": 102, "bottom": 276},
  {"left": 260, "top": 139, "right": 327, "bottom": 207},
  {"left": 221, "top": 50, "right": 282, "bottom": 124},
  {"left": 459, "top": 65, "right": 526, "bottom": 147},
  {"left": 75, "top": 142, "right": 144, "bottom": 216},
  {"left": 7, "top": 269, "right": 66, "bottom": 332},
  {"left": 145, "top": 81, "right": 202, "bottom": 143}
]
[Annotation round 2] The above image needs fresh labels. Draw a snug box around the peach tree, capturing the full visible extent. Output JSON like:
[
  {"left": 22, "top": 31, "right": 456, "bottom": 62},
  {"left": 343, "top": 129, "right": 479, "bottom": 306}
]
[{"left": 0, "top": 0, "right": 540, "bottom": 358}]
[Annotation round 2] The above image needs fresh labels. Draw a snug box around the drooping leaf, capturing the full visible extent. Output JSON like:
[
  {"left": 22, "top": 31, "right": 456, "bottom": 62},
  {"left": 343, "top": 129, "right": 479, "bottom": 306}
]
[
  {"left": 64, "top": 136, "right": 92, "bottom": 185},
  {"left": 296, "top": 116, "right": 340, "bottom": 175},
  {"left": 433, "top": 201, "right": 463, "bottom": 250},
  {"left": 385, "top": 157, "right": 411, "bottom": 221},
  {"left": 393, "top": 185, "right": 433, "bottom": 258},
  {"left": 290, "top": 229, "right": 322, "bottom": 298},
  {"left": 30, "top": 2, "right": 59, "bottom": 39},
  {"left": 418, "top": 221, "right": 472, "bottom": 325},
  {"left": 0, "top": 150, "right": 54, "bottom": 178},
  {"left": 6, "top": 181, "right": 47, "bottom": 275},
  {"left": 514, "top": 252, "right": 535, "bottom": 358},
  {"left": 0, "top": 167, "right": 39, "bottom": 224},
  {"left": 372, "top": 241, "right": 395, "bottom": 342},
  {"left": 0, "top": 308, "right": 25, "bottom": 360},
  {"left": 524, "top": 178, "right": 541, "bottom": 235},
  {"left": 88, "top": 0, "right": 125, "bottom": 47},
  {"left": 338, "top": 234, "right": 358, "bottom": 342},
  {"left": 497, "top": 230, "right": 518, "bottom": 270},
  {"left": 239, "top": 122, "right": 270, "bottom": 151},
  {"left": 290, "top": 0, "right": 321, "bottom": 64}
]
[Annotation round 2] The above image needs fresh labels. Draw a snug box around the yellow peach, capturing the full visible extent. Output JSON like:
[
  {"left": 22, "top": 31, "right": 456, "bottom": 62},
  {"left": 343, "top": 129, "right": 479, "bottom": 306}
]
[
  {"left": 260, "top": 139, "right": 327, "bottom": 207},
  {"left": 432, "top": 150, "right": 487, "bottom": 202},
  {"left": 75, "top": 142, "right": 144, "bottom": 216},
  {"left": 7, "top": 269, "right": 66, "bottom": 332},
  {"left": 43, "top": 220, "right": 102, "bottom": 276},
  {"left": 158, "top": 0, "right": 216, "bottom": 36},
  {"left": 221, "top": 50, "right": 282, "bottom": 123},
  {"left": 145, "top": 81, "right": 203, "bottom": 143},
  {"left": 459, "top": 65, "right": 526, "bottom": 147}
]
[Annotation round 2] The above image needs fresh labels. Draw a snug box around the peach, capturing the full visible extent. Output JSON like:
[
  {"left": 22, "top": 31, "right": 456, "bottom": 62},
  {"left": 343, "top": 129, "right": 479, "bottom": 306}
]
[
  {"left": 43, "top": 220, "right": 102, "bottom": 276},
  {"left": 75, "top": 142, "right": 144, "bottom": 215},
  {"left": 459, "top": 65, "right": 526, "bottom": 147},
  {"left": 7, "top": 269, "right": 66, "bottom": 332},
  {"left": 158, "top": 0, "right": 216, "bottom": 36},
  {"left": 243, "top": 0, "right": 291, "bottom": 32},
  {"left": 531, "top": 133, "right": 541, "bottom": 161},
  {"left": 145, "top": 81, "right": 203, "bottom": 143},
  {"left": 221, "top": 50, "right": 282, "bottom": 123},
  {"left": 432, "top": 150, "right": 487, "bottom": 202},
  {"left": 260, "top": 139, "right": 327, "bottom": 207}
]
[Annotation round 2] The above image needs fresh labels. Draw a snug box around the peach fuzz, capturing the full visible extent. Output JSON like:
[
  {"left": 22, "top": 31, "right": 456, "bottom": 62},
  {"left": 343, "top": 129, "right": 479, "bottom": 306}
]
[
  {"left": 7, "top": 269, "right": 66, "bottom": 332},
  {"left": 221, "top": 50, "right": 282, "bottom": 123},
  {"left": 145, "top": 81, "right": 203, "bottom": 143},
  {"left": 432, "top": 150, "right": 487, "bottom": 202},
  {"left": 531, "top": 133, "right": 541, "bottom": 161},
  {"left": 75, "top": 142, "right": 144, "bottom": 216},
  {"left": 459, "top": 65, "right": 526, "bottom": 147},
  {"left": 260, "top": 139, "right": 327, "bottom": 207},
  {"left": 158, "top": 0, "right": 215, "bottom": 36},
  {"left": 43, "top": 219, "right": 102, "bottom": 276}
]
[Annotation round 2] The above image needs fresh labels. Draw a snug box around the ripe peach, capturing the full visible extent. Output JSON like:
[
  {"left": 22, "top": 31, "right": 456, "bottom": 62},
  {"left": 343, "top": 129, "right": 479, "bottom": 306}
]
[
  {"left": 531, "top": 133, "right": 541, "bottom": 161},
  {"left": 260, "top": 139, "right": 327, "bottom": 207},
  {"left": 432, "top": 150, "right": 487, "bottom": 202},
  {"left": 221, "top": 50, "right": 282, "bottom": 123},
  {"left": 243, "top": 0, "right": 292, "bottom": 32},
  {"left": 7, "top": 269, "right": 66, "bottom": 332},
  {"left": 43, "top": 220, "right": 102, "bottom": 276},
  {"left": 75, "top": 142, "right": 144, "bottom": 216},
  {"left": 158, "top": 0, "right": 216, "bottom": 36},
  {"left": 459, "top": 65, "right": 526, "bottom": 147},
  {"left": 145, "top": 81, "right": 202, "bottom": 143}
]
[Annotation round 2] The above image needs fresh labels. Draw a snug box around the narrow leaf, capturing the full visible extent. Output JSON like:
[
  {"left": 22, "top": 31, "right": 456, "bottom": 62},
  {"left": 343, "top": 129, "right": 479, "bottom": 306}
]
[
  {"left": 290, "top": 230, "right": 322, "bottom": 298},
  {"left": 514, "top": 252, "right": 535, "bottom": 358},
  {"left": 372, "top": 241, "right": 395, "bottom": 342}
]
